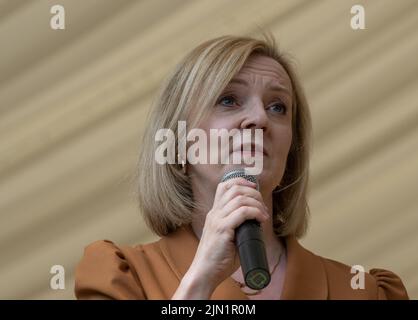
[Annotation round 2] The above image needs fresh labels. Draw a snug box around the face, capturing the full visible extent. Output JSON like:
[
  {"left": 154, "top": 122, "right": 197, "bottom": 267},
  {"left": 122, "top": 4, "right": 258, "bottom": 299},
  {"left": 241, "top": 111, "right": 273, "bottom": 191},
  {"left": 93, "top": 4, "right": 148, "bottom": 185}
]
[{"left": 188, "top": 54, "right": 293, "bottom": 198}]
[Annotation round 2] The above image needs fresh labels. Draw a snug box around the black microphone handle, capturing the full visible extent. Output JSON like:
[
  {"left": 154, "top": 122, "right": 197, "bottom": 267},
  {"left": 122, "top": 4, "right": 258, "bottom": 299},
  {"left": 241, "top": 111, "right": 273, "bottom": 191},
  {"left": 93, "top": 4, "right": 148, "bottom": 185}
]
[{"left": 221, "top": 169, "right": 270, "bottom": 290}]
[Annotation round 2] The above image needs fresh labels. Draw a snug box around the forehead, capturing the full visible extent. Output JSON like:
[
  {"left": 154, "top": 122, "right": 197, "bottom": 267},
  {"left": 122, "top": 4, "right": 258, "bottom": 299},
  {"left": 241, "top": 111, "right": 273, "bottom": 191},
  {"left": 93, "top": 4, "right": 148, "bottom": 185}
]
[{"left": 233, "top": 55, "right": 292, "bottom": 91}]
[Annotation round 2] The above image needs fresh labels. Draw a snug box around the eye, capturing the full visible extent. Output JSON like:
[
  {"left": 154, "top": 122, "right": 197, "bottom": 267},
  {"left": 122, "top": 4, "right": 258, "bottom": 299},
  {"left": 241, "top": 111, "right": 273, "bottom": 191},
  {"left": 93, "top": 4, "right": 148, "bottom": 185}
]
[
  {"left": 217, "top": 95, "right": 238, "bottom": 107},
  {"left": 269, "top": 102, "right": 287, "bottom": 115}
]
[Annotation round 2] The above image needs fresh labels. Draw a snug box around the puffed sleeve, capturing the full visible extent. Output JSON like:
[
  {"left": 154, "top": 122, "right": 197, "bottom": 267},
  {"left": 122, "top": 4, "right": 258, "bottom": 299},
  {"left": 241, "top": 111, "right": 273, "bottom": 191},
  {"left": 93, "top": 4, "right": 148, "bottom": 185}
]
[
  {"left": 74, "top": 240, "right": 146, "bottom": 300},
  {"left": 369, "top": 268, "right": 409, "bottom": 300}
]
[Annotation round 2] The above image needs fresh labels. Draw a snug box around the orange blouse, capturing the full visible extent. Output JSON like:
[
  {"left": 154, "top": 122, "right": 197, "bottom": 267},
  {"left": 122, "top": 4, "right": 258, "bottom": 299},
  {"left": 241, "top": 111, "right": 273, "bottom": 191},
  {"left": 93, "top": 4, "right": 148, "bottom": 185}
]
[{"left": 74, "top": 224, "right": 409, "bottom": 300}]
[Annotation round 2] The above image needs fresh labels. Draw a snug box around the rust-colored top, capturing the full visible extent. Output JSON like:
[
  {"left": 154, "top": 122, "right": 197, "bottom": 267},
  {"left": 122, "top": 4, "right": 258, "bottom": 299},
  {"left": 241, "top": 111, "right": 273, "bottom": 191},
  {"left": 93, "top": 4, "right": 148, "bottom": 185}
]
[{"left": 74, "top": 224, "right": 409, "bottom": 300}]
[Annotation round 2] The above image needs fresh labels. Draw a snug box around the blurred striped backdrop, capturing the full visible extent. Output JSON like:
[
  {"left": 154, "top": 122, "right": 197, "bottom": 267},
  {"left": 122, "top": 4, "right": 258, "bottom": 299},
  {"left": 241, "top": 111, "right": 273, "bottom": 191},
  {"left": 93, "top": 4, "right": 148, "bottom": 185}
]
[{"left": 0, "top": 0, "right": 417, "bottom": 299}]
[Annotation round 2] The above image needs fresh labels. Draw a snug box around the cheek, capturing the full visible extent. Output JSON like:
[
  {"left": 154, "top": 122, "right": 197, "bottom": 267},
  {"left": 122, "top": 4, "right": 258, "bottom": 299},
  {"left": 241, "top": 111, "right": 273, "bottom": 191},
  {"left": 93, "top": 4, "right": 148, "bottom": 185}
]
[
  {"left": 284, "top": 127, "right": 293, "bottom": 153},
  {"left": 272, "top": 128, "right": 292, "bottom": 182},
  {"left": 269, "top": 127, "right": 292, "bottom": 175},
  {"left": 200, "top": 116, "right": 235, "bottom": 132},
  {"left": 195, "top": 117, "right": 238, "bottom": 152},
  {"left": 275, "top": 126, "right": 293, "bottom": 155}
]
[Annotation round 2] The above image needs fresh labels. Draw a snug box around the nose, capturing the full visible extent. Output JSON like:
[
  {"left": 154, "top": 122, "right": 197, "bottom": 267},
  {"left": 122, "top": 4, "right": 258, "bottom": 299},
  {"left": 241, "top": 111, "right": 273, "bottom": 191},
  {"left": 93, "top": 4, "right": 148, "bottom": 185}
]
[{"left": 240, "top": 98, "right": 268, "bottom": 131}]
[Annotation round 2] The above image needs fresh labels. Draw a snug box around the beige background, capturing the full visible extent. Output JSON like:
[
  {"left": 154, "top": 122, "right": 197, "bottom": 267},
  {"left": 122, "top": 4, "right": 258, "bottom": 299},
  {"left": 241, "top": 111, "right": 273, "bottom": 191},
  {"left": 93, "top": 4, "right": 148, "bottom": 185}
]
[{"left": 0, "top": 0, "right": 417, "bottom": 299}]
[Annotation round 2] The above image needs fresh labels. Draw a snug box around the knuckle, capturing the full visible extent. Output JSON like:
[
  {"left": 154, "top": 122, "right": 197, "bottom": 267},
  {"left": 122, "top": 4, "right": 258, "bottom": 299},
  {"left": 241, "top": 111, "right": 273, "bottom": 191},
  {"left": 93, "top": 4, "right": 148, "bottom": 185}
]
[
  {"left": 235, "top": 194, "right": 246, "bottom": 203},
  {"left": 231, "top": 185, "right": 243, "bottom": 196},
  {"left": 240, "top": 205, "right": 250, "bottom": 213},
  {"left": 215, "top": 222, "right": 227, "bottom": 234},
  {"left": 218, "top": 181, "right": 228, "bottom": 191},
  {"left": 235, "top": 206, "right": 244, "bottom": 214}
]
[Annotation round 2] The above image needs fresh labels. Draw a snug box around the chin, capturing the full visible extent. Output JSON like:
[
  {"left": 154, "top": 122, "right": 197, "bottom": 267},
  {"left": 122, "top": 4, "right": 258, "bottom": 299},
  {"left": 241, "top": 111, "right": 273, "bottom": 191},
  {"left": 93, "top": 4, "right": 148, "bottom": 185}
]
[{"left": 257, "top": 169, "right": 281, "bottom": 189}]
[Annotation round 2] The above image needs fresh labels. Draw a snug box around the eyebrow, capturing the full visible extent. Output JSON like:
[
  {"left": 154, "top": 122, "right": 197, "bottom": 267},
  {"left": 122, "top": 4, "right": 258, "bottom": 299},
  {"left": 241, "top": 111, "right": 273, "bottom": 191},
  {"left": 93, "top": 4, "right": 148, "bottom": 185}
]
[{"left": 228, "top": 78, "right": 291, "bottom": 96}]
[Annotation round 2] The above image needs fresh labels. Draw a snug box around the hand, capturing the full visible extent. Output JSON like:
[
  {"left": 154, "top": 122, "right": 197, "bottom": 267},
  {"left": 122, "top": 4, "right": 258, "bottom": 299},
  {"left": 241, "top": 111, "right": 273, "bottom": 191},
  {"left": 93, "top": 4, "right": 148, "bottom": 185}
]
[{"left": 188, "top": 177, "right": 270, "bottom": 293}]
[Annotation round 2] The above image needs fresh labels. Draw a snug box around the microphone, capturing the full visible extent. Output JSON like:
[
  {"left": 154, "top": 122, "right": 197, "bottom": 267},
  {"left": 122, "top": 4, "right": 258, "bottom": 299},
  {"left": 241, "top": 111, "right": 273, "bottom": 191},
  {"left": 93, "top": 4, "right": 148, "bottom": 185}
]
[{"left": 221, "top": 168, "right": 270, "bottom": 290}]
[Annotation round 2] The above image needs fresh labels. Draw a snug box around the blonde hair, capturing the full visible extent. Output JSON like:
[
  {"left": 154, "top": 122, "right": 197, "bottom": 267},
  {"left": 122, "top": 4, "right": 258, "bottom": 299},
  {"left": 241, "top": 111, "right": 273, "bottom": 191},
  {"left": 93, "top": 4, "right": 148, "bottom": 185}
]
[{"left": 137, "top": 34, "right": 312, "bottom": 238}]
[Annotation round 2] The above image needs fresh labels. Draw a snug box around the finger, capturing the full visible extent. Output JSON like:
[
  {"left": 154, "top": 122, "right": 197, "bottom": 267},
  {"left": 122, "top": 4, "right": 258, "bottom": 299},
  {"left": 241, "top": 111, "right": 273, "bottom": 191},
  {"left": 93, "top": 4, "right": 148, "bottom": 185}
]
[
  {"left": 221, "top": 195, "right": 269, "bottom": 219},
  {"left": 217, "top": 184, "right": 264, "bottom": 209},
  {"left": 223, "top": 206, "right": 269, "bottom": 230},
  {"left": 214, "top": 177, "right": 256, "bottom": 205}
]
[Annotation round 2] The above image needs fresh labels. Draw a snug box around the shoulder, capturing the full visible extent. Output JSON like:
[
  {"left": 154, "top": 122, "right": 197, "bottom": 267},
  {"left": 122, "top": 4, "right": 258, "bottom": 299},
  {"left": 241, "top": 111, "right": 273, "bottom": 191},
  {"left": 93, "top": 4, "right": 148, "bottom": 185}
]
[
  {"left": 319, "top": 256, "right": 409, "bottom": 300},
  {"left": 74, "top": 238, "right": 164, "bottom": 300}
]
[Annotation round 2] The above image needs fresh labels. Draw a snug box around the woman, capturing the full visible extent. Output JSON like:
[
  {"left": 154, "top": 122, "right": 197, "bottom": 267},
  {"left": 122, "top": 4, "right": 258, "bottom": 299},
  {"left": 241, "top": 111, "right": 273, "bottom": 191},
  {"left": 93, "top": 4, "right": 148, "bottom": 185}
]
[{"left": 74, "top": 35, "right": 409, "bottom": 300}]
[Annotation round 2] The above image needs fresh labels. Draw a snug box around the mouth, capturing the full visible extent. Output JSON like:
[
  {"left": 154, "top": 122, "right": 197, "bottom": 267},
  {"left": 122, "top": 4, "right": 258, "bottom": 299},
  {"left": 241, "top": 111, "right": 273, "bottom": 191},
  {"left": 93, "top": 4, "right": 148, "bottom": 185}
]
[{"left": 232, "top": 143, "right": 268, "bottom": 156}]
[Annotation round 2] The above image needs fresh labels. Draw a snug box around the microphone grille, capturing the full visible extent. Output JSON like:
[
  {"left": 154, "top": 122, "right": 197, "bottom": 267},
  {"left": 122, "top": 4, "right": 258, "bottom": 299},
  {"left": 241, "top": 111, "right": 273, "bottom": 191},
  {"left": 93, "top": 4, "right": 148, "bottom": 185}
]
[{"left": 221, "top": 168, "right": 259, "bottom": 190}]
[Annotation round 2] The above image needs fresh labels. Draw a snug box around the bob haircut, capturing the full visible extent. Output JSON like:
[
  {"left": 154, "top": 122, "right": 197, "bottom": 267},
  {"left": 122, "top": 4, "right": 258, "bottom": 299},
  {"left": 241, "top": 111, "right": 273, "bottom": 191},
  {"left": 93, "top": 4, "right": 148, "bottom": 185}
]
[{"left": 137, "top": 34, "right": 312, "bottom": 238}]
